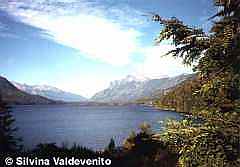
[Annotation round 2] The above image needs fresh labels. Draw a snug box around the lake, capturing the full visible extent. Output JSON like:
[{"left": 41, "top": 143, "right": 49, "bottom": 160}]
[{"left": 12, "top": 104, "right": 183, "bottom": 150}]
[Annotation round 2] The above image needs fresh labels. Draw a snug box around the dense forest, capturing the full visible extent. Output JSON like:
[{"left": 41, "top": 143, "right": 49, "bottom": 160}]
[
  {"left": 151, "top": 0, "right": 240, "bottom": 166},
  {"left": 153, "top": 76, "right": 204, "bottom": 114},
  {"left": 1, "top": 0, "right": 240, "bottom": 166}
]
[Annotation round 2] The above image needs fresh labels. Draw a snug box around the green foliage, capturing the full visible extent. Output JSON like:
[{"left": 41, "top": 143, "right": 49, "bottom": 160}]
[
  {"left": 139, "top": 122, "right": 152, "bottom": 134},
  {"left": 154, "top": 0, "right": 240, "bottom": 113},
  {"left": 0, "top": 96, "right": 21, "bottom": 153},
  {"left": 151, "top": 0, "right": 240, "bottom": 166},
  {"left": 122, "top": 124, "right": 178, "bottom": 167},
  {"left": 159, "top": 116, "right": 240, "bottom": 167},
  {"left": 31, "top": 143, "right": 98, "bottom": 158},
  {"left": 106, "top": 138, "right": 116, "bottom": 153}
]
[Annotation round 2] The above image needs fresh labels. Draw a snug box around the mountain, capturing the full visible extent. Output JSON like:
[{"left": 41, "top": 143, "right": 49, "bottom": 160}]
[
  {"left": 0, "top": 76, "right": 55, "bottom": 105},
  {"left": 91, "top": 74, "right": 194, "bottom": 103},
  {"left": 12, "top": 82, "right": 87, "bottom": 102}
]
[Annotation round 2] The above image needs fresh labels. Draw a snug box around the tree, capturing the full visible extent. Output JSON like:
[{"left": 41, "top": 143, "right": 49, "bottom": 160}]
[
  {"left": 152, "top": 0, "right": 240, "bottom": 166},
  {"left": 106, "top": 138, "right": 116, "bottom": 152},
  {"left": 153, "top": 0, "right": 240, "bottom": 113},
  {"left": 123, "top": 124, "right": 178, "bottom": 167},
  {"left": 0, "top": 95, "right": 21, "bottom": 153}
]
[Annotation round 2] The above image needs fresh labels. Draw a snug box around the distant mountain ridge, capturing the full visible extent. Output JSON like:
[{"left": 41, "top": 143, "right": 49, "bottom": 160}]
[
  {"left": 0, "top": 74, "right": 194, "bottom": 105},
  {"left": 12, "top": 82, "right": 87, "bottom": 102},
  {"left": 0, "top": 76, "right": 54, "bottom": 105},
  {"left": 91, "top": 74, "right": 194, "bottom": 103}
]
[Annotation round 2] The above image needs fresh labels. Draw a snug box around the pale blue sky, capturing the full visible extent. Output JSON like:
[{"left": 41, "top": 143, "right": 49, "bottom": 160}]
[{"left": 0, "top": 0, "right": 215, "bottom": 97}]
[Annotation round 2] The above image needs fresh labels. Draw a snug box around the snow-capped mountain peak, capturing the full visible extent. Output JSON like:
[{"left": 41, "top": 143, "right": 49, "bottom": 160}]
[
  {"left": 31, "top": 85, "right": 63, "bottom": 92},
  {"left": 123, "top": 75, "right": 149, "bottom": 82},
  {"left": 91, "top": 73, "right": 194, "bottom": 103},
  {"left": 109, "top": 75, "right": 149, "bottom": 89},
  {"left": 12, "top": 82, "right": 87, "bottom": 102}
]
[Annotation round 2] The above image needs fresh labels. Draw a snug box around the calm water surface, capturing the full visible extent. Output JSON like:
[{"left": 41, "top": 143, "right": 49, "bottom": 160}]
[{"left": 12, "top": 104, "right": 183, "bottom": 150}]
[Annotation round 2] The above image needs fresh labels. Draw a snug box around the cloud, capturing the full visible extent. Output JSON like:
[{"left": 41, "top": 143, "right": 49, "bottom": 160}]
[
  {"left": 54, "top": 73, "right": 120, "bottom": 98},
  {"left": 134, "top": 44, "right": 193, "bottom": 78},
  {"left": 0, "top": 0, "right": 145, "bottom": 66},
  {"left": 0, "top": 0, "right": 193, "bottom": 95}
]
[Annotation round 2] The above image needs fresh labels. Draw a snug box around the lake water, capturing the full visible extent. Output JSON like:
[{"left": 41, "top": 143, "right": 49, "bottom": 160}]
[{"left": 12, "top": 104, "right": 183, "bottom": 150}]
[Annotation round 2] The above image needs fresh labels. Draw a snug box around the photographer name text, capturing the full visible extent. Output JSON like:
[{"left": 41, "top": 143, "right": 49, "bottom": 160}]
[{"left": 4, "top": 156, "right": 112, "bottom": 166}]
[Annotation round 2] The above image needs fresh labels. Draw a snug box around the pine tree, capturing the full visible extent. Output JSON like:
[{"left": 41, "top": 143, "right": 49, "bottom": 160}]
[
  {"left": 107, "top": 138, "right": 116, "bottom": 152},
  {"left": 153, "top": 0, "right": 240, "bottom": 114},
  {"left": 0, "top": 95, "right": 21, "bottom": 153},
  {"left": 151, "top": 0, "right": 240, "bottom": 166}
]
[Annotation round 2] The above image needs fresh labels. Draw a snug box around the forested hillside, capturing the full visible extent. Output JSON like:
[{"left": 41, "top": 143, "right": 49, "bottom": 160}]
[
  {"left": 0, "top": 76, "right": 55, "bottom": 105},
  {"left": 153, "top": 76, "right": 204, "bottom": 113}
]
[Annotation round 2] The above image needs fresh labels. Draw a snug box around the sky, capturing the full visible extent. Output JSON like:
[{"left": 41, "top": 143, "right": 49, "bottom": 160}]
[{"left": 0, "top": 0, "right": 215, "bottom": 98}]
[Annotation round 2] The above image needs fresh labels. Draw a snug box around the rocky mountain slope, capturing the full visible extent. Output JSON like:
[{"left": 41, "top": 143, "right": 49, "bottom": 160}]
[
  {"left": 0, "top": 76, "right": 55, "bottom": 105},
  {"left": 13, "top": 82, "right": 87, "bottom": 102},
  {"left": 91, "top": 74, "right": 194, "bottom": 103}
]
